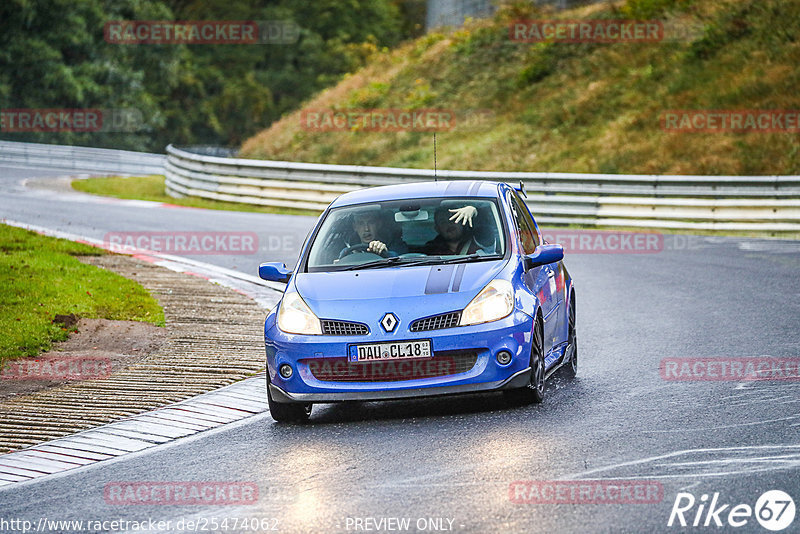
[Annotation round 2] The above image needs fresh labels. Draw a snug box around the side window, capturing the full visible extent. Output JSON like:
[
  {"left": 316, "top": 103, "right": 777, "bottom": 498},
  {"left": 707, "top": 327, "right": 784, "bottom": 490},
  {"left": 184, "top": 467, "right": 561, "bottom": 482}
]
[{"left": 507, "top": 191, "right": 539, "bottom": 254}]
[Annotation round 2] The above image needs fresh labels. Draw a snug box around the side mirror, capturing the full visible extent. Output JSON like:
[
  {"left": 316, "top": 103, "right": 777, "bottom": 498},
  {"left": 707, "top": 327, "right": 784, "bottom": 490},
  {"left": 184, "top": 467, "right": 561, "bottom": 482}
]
[
  {"left": 259, "top": 262, "right": 292, "bottom": 283},
  {"left": 524, "top": 244, "right": 564, "bottom": 270}
]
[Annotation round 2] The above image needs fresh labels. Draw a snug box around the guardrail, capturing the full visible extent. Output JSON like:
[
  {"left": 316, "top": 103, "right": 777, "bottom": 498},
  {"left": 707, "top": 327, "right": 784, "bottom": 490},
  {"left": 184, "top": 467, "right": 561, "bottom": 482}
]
[
  {"left": 166, "top": 145, "right": 800, "bottom": 232},
  {"left": 0, "top": 140, "right": 165, "bottom": 175}
]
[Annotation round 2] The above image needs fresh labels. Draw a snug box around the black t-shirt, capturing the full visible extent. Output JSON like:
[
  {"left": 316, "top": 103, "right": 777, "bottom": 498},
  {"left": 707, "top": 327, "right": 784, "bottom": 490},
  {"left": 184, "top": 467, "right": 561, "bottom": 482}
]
[{"left": 422, "top": 235, "right": 479, "bottom": 255}]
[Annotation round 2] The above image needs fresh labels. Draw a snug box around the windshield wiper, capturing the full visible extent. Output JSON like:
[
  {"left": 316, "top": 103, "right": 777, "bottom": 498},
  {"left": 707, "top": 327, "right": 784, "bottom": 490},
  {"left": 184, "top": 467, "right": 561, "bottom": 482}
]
[
  {"left": 340, "top": 257, "right": 405, "bottom": 270},
  {"left": 438, "top": 253, "right": 503, "bottom": 264},
  {"left": 339, "top": 256, "right": 447, "bottom": 270},
  {"left": 338, "top": 253, "right": 501, "bottom": 271}
]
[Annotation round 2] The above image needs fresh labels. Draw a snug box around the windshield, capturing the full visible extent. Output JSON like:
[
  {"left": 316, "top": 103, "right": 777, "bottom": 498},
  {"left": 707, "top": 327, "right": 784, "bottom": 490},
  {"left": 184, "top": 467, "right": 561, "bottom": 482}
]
[{"left": 306, "top": 197, "right": 506, "bottom": 271}]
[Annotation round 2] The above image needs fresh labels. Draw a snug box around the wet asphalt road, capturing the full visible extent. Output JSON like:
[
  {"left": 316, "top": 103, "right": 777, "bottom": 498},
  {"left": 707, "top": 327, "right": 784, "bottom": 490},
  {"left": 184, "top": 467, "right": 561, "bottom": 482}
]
[{"left": 0, "top": 165, "right": 799, "bottom": 533}]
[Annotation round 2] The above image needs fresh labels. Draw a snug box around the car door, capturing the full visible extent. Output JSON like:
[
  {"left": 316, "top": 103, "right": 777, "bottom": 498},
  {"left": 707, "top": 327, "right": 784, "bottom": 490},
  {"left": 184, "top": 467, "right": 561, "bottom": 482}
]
[{"left": 507, "top": 191, "right": 559, "bottom": 361}]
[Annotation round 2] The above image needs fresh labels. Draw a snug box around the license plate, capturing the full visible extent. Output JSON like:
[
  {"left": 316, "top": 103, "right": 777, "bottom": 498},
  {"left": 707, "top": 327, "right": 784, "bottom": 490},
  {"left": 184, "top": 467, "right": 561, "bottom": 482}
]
[{"left": 349, "top": 340, "right": 432, "bottom": 363}]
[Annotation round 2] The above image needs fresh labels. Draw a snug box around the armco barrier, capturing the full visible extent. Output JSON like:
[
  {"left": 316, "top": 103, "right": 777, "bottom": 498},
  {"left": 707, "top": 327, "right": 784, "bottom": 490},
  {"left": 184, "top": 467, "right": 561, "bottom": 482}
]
[
  {"left": 0, "top": 140, "right": 164, "bottom": 175},
  {"left": 165, "top": 145, "right": 800, "bottom": 232},
  {"left": 1, "top": 141, "right": 797, "bottom": 232}
]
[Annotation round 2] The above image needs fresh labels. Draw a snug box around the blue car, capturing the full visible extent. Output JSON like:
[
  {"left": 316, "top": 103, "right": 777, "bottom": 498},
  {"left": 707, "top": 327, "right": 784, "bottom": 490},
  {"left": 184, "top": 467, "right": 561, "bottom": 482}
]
[{"left": 259, "top": 180, "right": 576, "bottom": 422}]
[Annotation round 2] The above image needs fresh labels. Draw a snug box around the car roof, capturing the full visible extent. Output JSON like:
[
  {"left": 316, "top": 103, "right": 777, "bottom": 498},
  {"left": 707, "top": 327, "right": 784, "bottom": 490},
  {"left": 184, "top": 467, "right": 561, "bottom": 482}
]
[{"left": 329, "top": 180, "right": 503, "bottom": 209}]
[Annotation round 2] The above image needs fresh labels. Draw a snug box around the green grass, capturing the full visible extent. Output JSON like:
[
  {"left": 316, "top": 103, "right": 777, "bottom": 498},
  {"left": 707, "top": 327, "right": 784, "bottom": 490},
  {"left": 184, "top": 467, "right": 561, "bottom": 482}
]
[
  {"left": 0, "top": 224, "right": 165, "bottom": 365},
  {"left": 72, "top": 175, "right": 319, "bottom": 216},
  {"left": 240, "top": 0, "right": 800, "bottom": 176}
]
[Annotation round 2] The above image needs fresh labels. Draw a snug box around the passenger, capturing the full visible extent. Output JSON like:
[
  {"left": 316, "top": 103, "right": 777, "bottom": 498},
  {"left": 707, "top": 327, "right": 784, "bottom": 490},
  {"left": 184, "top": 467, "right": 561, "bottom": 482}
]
[{"left": 422, "top": 205, "right": 482, "bottom": 255}]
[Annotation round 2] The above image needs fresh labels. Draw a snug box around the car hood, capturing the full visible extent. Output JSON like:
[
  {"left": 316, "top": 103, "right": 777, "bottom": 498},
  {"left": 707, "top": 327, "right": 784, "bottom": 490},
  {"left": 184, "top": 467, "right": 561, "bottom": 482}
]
[{"left": 293, "top": 260, "right": 508, "bottom": 321}]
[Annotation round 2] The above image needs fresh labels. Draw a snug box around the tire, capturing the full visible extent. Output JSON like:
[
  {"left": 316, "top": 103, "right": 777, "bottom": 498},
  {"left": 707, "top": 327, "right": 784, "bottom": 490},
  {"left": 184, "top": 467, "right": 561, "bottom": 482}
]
[
  {"left": 504, "top": 317, "right": 546, "bottom": 405},
  {"left": 266, "top": 374, "right": 311, "bottom": 423},
  {"left": 559, "top": 294, "right": 578, "bottom": 379}
]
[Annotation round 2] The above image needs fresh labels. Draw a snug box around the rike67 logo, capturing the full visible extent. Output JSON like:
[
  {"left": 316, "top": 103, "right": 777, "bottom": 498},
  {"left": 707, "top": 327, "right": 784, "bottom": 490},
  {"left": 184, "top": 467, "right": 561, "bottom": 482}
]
[{"left": 668, "top": 490, "right": 795, "bottom": 531}]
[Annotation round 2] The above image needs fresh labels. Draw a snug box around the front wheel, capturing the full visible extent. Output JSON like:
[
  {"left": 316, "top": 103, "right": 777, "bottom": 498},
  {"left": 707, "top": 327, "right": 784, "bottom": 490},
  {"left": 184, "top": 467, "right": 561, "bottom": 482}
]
[
  {"left": 504, "top": 318, "right": 545, "bottom": 405},
  {"left": 266, "top": 375, "right": 311, "bottom": 423}
]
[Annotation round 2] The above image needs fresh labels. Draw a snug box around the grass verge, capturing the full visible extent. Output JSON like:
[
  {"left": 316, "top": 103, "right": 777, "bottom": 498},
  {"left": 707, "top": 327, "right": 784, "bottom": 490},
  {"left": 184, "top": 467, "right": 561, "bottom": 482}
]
[
  {"left": 71, "top": 175, "right": 320, "bottom": 217},
  {"left": 0, "top": 224, "right": 165, "bottom": 365}
]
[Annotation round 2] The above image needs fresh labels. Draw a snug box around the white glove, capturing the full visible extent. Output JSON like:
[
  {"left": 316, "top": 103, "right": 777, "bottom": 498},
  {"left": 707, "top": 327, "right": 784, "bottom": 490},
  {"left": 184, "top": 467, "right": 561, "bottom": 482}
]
[
  {"left": 368, "top": 240, "right": 388, "bottom": 255},
  {"left": 449, "top": 205, "right": 478, "bottom": 227}
]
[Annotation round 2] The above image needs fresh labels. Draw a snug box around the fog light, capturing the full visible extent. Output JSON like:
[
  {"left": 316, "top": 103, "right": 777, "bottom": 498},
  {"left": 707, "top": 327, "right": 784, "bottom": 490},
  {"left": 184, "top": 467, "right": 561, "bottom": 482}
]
[
  {"left": 279, "top": 364, "right": 293, "bottom": 378},
  {"left": 496, "top": 350, "right": 512, "bottom": 365}
]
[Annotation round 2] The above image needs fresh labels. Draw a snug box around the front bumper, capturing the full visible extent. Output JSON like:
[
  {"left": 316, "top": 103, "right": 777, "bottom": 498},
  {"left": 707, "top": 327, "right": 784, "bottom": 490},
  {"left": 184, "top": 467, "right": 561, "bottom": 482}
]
[
  {"left": 268, "top": 367, "right": 531, "bottom": 403},
  {"left": 265, "top": 309, "right": 534, "bottom": 404}
]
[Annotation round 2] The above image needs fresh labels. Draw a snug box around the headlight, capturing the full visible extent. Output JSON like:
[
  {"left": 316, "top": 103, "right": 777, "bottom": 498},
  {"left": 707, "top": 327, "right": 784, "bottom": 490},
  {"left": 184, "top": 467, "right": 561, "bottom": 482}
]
[
  {"left": 460, "top": 279, "right": 514, "bottom": 326},
  {"left": 277, "top": 291, "right": 322, "bottom": 335}
]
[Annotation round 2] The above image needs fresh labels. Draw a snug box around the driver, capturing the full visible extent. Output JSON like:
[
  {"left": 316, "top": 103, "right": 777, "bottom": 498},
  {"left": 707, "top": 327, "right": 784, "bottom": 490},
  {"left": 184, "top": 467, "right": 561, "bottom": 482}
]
[{"left": 344, "top": 210, "right": 407, "bottom": 257}]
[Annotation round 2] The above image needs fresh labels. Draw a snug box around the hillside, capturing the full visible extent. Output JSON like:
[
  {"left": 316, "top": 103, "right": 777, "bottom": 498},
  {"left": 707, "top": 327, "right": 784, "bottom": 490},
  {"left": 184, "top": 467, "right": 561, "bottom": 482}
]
[{"left": 240, "top": 0, "right": 800, "bottom": 175}]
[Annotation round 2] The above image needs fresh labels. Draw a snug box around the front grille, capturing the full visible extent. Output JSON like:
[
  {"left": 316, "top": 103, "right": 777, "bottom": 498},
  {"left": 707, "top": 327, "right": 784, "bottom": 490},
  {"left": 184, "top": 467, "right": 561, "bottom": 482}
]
[
  {"left": 321, "top": 320, "right": 370, "bottom": 336},
  {"left": 302, "top": 350, "right": 478, "bottom": 382},
  {"left": 409, "top": 311, "right": 462, "bottom": 332}
]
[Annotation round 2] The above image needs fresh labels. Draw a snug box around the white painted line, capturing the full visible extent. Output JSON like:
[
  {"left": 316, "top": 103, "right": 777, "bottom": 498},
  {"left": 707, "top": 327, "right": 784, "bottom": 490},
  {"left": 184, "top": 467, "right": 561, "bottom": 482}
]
[
  {"left": 0, "top": 473, "right": 28, "bottom": 482},
  {"left": 195, "top": 398, "right": 264, "bottom": 414},
  {"left": 0, "top": 465, "right": 50, "bottom": 477},
  {"left": 35, "top": 445, "right": 114, "bottom": 461},
  {"left": 134, "top": 414, "right": 212, "bottom": 432},
  {"left": 166, "top": 407, "right": 237, "bottom": 424},
  {"left": 562, "top": 444, "right": 800, "bottom": 480},
  {"left": 62, "top": 434, "right": 153, "bottom": 453},
  {"left": 0, "top": 457, "right": 68, "bottom": 474},
  {"left": 17, "top": 451, "right": 94, "bottom": 466},
  {"left": 139, "top": 412, "right": 217, "bottom": 429},
  {"left": 90, "top": 428, "right": 172, "bottom": 444},
  {"left": 212, "top": 389, "right": 266, "bottom": 402},
  {"left": 641, "top": 414, "right": 800, "bottom": 433},
  {"left": 202, "top": 397, "right": 267, "bottom": 413},
  {"left": 41, "top": 440, "right": 129, "bottom": 457},
  {"left": 109, "top": 421, "right": 194, "bottom": 439},
  {"left": 180, "top": 402, "right": 254, "bottom": 419},
  {"left": 155, "top": 407, "right": 234, "bottom": 424}
]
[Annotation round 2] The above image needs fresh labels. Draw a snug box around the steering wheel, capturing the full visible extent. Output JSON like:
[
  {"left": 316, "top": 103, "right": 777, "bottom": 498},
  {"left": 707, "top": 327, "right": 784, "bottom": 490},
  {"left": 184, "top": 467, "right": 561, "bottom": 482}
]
[{"left": 338, "top": 243, "right": 371, "bottom": 259}]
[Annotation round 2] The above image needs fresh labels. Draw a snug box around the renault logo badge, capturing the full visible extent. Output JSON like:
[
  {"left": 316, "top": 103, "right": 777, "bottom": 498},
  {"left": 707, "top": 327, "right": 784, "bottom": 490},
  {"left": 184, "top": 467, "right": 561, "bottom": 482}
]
[{"left": 380, "top": 313, "right": 398, "bottom": 332}]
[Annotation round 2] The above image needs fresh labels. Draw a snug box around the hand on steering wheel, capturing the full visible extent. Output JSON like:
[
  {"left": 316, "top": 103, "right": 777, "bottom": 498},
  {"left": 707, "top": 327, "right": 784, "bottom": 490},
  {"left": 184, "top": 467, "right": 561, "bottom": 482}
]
[
  {"left": 367, "top": 240, "right": 388, "bottom": 256},
  {"left": 338, "top": 241, "right": 389, "bottom": 259}
]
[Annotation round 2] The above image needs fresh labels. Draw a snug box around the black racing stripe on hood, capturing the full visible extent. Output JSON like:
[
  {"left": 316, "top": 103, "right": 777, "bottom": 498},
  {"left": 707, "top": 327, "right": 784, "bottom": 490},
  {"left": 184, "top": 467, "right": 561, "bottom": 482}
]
[
  {"left": 425, "top": 265, "right": 455, "bottom": 294},
  {"left": 450, "top": 263, "right": 465, "bottom": 292}
]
